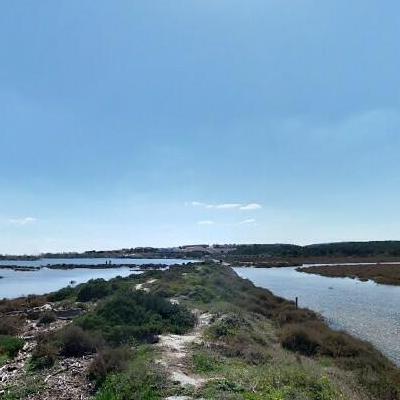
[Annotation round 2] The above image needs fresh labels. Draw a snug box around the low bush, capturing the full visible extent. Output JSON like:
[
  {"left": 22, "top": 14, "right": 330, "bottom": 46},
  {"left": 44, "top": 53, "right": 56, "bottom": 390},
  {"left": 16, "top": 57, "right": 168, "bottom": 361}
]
[
  {"left": 30, "top": 341, "right": 58, "bottom": 370},
  {"left": 77, "top": 279, "right": 111, "bottom": 302},
  {"left": 0, "top": 335, "right": 24, "bottom": 358},
  {"left": 88, "top": 346, "right": 133, "bottom": 386},
  {"left": 0, "top": 295, "right": 47, "bottom": 314},
  {"left": 48, "top": 286, "right": 76, "bottom": 302},
  {"left": 59, "top": 326, "right": 103, "bottom": 357},
  {"left": 0, "top": 316, "right": 24, "bottom": 336},
  {"left": 280, "top": 323, "right": 321, "bottom": 356},
  {"left": 38, "top": 311, "right": 57, "bottom": 325},
  {"left": 77, "top": 291, "right": 195, "bottom": 345},
  {"left": 95, "top": 347, "right": 166, "bottom": 400},
  {"left": 27, "top": 310, "right": 41, "bottom": 320}
]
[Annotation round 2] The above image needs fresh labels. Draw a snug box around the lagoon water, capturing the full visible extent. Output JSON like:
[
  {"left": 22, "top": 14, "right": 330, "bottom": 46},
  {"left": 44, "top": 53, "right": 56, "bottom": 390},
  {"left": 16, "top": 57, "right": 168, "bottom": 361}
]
[
  {"left": 0, "top": 258, "right": 189, "bottom": 299},
  {"left": 234, "top": 266, "right": 400, "bottom": 366}
]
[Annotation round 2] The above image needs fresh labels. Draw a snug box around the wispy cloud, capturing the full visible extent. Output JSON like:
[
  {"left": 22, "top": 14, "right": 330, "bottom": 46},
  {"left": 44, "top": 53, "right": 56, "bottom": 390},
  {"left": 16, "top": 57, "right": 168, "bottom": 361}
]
[
  {"left": 197, "top": 220, "right": 215, "bottom": 225},
  {"left": 8, "top": 217, "right": 37, "bottom": 226},
  {"left": 240, "top": 218, "right": 256, "bottom": 224},
  {"left": 239, "top": 203, "right": 262, "bottom": 210},
  {"left": 189, "top": 201, "right": 262, "bottom": 211}
]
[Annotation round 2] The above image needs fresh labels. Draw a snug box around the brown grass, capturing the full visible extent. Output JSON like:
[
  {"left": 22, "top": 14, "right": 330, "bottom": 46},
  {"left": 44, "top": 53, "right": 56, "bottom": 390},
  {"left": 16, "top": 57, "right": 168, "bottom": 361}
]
[{"left": 298, "top": 264, "right": 400, "bottom": 285}]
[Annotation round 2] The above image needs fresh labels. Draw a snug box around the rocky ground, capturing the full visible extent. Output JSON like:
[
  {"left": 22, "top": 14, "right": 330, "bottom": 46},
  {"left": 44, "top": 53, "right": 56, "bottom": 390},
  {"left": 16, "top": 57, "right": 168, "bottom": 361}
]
[
  {"left": 1, "top": 281, "right": 212, "bottom": 400},
  {"left": 0, "top": 303, "right": 94, "bottom": 400}
]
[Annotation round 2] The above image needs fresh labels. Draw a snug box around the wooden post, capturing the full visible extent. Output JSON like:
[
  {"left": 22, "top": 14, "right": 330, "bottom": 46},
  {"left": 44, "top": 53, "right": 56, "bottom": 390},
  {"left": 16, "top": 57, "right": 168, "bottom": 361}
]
[{"left": 295, "top": 297, "right": 298, "bottom": 309}]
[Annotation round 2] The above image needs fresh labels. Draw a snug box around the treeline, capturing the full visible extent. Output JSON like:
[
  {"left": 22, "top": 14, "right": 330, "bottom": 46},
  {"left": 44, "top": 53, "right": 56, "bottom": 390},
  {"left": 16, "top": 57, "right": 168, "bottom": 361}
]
[{"left": 230, "top": 241, "right": 400, "bottom": 258}]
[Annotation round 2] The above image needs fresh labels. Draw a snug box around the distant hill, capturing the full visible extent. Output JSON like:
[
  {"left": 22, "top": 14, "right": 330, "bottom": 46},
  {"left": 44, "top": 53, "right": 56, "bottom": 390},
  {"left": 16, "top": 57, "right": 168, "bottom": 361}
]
[
  {"left": 3, "top": 241, "right": 400, "bottom": 260},
  {"left": 230, "top": 241, "right": 400, "bottom": 258}
]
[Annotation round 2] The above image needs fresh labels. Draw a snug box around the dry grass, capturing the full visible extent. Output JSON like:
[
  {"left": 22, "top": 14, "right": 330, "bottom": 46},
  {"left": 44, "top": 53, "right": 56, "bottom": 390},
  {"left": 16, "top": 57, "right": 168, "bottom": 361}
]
[{"left": 298, "top": 264, "right": 400, "bottom": 285}]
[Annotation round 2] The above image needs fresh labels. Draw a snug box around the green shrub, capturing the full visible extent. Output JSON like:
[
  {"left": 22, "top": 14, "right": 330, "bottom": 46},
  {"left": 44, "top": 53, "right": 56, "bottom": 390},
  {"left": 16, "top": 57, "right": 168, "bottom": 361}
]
[
  {"left": 192, "top": 352, "right": 221, "bottom": 373},
  {"left": 48, "top": 286, "right": 76, "bottom": 302},
  {"left": 0, "top": 335, "right": 24, "bottom": 358},
  {"left": 77, "top": 291, "right": 195, "bottom": 345},
  {"left": 77, "top": 279, "right": 111, "bottom": 302},
  {"left": 95, "top": 348, "right": 165, "bottom": 400},
  {"left": 30, "top": 341, "right": 58, "bottom": 370}
]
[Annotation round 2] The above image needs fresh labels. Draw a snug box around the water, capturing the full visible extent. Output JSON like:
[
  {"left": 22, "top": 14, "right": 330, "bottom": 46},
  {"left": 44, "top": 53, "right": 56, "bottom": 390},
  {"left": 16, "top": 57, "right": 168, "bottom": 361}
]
[
  {"left": 234, "top": 266, "right": 400, "bottom": 366},
  {"left": 0, "top": 257, "right": 188, "bottom": 268},
  {"left": 0, "top": 258, "right": 190, "bottom": 299}
]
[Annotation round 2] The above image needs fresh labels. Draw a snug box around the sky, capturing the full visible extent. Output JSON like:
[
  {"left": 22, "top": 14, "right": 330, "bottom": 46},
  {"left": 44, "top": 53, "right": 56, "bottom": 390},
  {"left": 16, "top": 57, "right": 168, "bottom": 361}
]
[{"left": 0, "top": 1, "right": 399, "bottom": 254}]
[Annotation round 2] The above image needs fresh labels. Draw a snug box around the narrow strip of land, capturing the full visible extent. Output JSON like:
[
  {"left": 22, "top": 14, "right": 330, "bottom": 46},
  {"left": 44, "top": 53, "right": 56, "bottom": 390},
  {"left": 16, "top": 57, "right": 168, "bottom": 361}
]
[{"left": 297, "top": 263, "right": 400, "bottom": 285}]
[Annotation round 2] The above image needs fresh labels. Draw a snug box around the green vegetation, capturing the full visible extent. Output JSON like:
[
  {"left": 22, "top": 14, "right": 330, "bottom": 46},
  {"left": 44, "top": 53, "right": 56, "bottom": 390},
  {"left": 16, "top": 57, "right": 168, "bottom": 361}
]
[
  {"left": 0, "top": 376, "right": 44, "bottom": 400},
  {"left": 30, "top": 278, "right": 195, "bottom": 374},
  {"left": 76, "top": 290, "right": 196, "bottom": 345},
  {"left": 2, "top": 263, "right": 400, "bottom": 399},
  {"left": 230, "top": 241, "right": 400, "bottom": 258},
  {"left": 94, "top": 347, "right": 167, "bottom": 400},
  {"left": 0, "top": 335, "right": 24, "bottom": 365},
  {"left": 47, "top": 285, "right": 76, "bottom": 302},
  {"left": 76, "top": 278, "right": 112, "bottom": 302},
  {"left": 30, "top": 340, "right": 58, "bottom": 370},
  {"left": 298, "top": 263, "right": 400, "bottom": 285},
  {"left": 148, "top": 264, "right": 400, "bottom": 399}
]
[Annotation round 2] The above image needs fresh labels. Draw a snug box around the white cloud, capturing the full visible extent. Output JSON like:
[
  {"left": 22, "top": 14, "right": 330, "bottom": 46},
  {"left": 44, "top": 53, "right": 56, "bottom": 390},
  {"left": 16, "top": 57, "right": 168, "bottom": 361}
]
[
  {"left": 239, "top": 203, "right": 262, "bottom": 210},
  {"left": 211, "top": 203, "right": 242, "bottom": 209},
  {"left": 189, "top": 202, "right": 262, "bottom": 210},
  {"left": 197, "top": 220, "right": 215, "bottom": 225},
  {"left": 8, "top": 217, "right": 37, "bottom": 226},
  {"left": 191, "top": 201, "right": 205, "bottom": 207},
  {"left": 240, "top": 218, "right": 256, "bottom": 224}
]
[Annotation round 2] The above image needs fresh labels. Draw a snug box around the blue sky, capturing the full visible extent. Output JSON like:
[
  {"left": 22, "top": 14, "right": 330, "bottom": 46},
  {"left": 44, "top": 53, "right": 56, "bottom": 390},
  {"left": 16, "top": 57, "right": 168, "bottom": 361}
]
[{"left": 0, "top": 1, "right": 399, "bottom": 254}]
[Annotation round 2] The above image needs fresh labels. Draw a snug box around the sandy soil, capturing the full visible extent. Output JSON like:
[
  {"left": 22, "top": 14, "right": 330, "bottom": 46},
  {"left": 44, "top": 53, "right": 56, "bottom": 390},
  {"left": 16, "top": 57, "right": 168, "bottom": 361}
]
[{"left": 157, "top": 311, "right": 213, "bottom": 389}]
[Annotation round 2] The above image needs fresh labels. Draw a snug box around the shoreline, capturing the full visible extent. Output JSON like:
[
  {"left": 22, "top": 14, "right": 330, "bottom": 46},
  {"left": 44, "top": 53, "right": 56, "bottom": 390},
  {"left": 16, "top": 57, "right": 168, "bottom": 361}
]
[{"left": 0, "top": 262, "right": 192, "bottom": 272}]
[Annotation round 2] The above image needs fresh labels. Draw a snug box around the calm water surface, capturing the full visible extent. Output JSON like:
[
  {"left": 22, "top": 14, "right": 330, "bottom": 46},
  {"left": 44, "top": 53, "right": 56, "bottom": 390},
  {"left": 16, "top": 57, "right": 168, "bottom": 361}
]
[
  {"left": 0, "top": 258, "right": 190, "bottom": 299},
  {"left": 234, "top": 266, "right": 400, "bottom": 366}
]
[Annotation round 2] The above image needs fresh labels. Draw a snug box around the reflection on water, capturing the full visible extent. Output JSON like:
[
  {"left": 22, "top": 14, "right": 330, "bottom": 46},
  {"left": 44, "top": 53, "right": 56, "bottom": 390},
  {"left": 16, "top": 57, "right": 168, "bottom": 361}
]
[
  {"left": 234, "top": 266, "right": 400, "bottom": 366},
  {"left": 0, "top": 258, "right": 190, "bottom": 299}
]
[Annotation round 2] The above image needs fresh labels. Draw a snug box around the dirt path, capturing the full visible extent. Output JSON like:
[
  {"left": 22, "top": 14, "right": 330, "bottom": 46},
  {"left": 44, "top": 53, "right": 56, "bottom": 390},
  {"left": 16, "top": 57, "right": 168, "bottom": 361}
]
[{"left": 157, "top": 311, "right": 213, "bottom": 389}]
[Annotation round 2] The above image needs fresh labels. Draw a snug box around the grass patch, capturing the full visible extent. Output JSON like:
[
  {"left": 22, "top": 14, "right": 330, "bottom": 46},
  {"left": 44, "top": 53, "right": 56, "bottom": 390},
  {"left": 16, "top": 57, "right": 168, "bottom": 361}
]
[
  {"left": 150, "top": 264, "right": 400, "bottom": 399},
  {"left": 199, "top": 360, "right": 341, "bottom": 400},
  {"left": 0, "top": 335, "right": 24, "bottom": 360},
  {"left": 94, "top": 346, "right": 167, "bottom": 400},
  {"left": 192, "top": 351, "right": 222, "bottom": 374}
]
